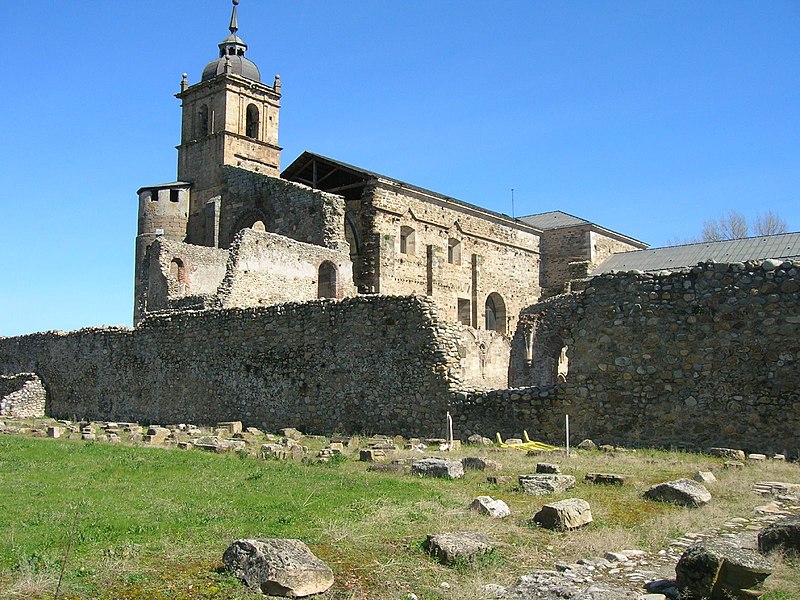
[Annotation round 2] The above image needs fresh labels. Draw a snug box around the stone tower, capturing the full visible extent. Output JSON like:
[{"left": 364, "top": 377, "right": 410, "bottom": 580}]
[{"left": 176, "top": 0, "right": 282, "bottom": 246}]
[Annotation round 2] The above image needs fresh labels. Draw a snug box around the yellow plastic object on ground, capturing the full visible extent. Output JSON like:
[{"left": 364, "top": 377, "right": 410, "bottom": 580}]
[{"left": 495, "top": 430, "right": 559, "bottom": 452}]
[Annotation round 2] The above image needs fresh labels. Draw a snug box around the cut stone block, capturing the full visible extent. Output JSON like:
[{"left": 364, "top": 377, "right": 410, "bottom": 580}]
[
  {"left": 518, "top": 474, "right": 576, "bottom": 496},
  {"left": 411, "top": 458, "right": 464, "bottom": 479},
  {"left": 724, "top": 461, "right": 745, "bottom": 470},
  {"left": 486, "top": 475, "right": 514, "bottom": 485},
  {"left": 676, "top": 539, "right": 772, "bottom": 600},
  {"left": 461, "top": 456, "right": 502, "bottom": 471},
  {"left": 469, "top": 496, "right": 511, "bottom": 519},
  {"left": 217, "top": 421, "right": 243, "bottom": 434},
  {"left": 359, "top": 448, "right": 386, "bottom": 462},
  {"left": 644, "top": 479, "right": 711, "bottom": 508},
  {"left": 424, "top": 531, "right": 494, "bottom": 564},
  {"left": 694, "top": 471, "right": 717, "bottom": 483},
  {"left": 224, "top": 538, "right": 333, "bottom": 597},
  {"left": 584, "top": 473, "right": 628, "bottom": 485},
  {"left": 533, "top": 498, "right": 593, "bottom": 530},
  {"left": 710, "top": 447, "right": 746, "bottom": 461},
  {"left": 577, "top": 439, "right": 597, "bottom": 451},
  {"left": 758, "top": 515, "right": 800, "bottom": 557},
  {"left": 536, "top": 463, "right": 561, "bottom": 474},
  {"left": 748, "top": 453, "right": 767, "bottom": 462}
]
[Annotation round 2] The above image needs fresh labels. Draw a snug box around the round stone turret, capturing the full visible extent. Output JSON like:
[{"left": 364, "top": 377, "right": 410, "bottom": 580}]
[{"left": 202, "top": 0, "right": 261, "bottom": 82}]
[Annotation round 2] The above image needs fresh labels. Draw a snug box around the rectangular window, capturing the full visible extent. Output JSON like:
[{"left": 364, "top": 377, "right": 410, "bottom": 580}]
[{"left": 457, "top": 298, "right": 471, "bottom": 326}]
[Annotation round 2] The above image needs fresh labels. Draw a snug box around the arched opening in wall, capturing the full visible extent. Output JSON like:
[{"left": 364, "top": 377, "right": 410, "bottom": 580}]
[
  {"left": 169, "top": 258, "right": 188, "bottom": 294},
  {"left": 318, "top": 261, "right": 338, "bottom": 299},
  {"left": 251, "top": 220, "right": 266, "bottom": 232},
  {"left": 485, "top": 292, "right": 506, "bottom": 334},
  {"left": 557, "top": 345, "right": 569, "bottom": 383},
  {"left": 448, "top": 238, "right": 461, "bottom": 265},
  {"left": 197, "top": 105, "right": 209, "bottom": 138},
  {"left": 399, "top": 226, "right": 415, "bottom": 255},
  {"left": 246, "top": 104, "right": 260, "bottom": 139}
]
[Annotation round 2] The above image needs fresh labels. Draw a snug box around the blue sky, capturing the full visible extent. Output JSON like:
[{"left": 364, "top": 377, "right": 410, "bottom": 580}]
[{"left": 1, "top": 1, "right": 798, "bottom": 336}]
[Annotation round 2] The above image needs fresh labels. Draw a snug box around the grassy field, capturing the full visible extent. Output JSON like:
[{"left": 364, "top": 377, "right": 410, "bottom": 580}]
[{"left": 0, "top": 433, "right": 798, "bottom": 599}]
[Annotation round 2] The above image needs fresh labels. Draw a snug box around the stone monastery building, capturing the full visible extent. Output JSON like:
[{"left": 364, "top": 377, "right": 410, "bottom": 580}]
[
  {"left": 135, "top": 0, "right": 645, "bottom": 349},
  {"left": 3, "top": 1, "right": 799, "bottom": 452}
]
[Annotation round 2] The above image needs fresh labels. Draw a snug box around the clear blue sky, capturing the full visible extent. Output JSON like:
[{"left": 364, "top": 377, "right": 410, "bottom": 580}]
[{"left": 1, "top": 1, "right": 798, "bottom": 336}]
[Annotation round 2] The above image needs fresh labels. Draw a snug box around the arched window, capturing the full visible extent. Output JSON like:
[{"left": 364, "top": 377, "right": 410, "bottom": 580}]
[
  {"left": 169, "top": 258, "right": 188, "bottom": 294},
  {"left": 318, "top": 261, "right": 338, "bottom": 299},
  {"left": 197, "top": 105, "right": 209, "bottom": 138},
  {"left": 447, "top": 238, "right": 461, "bottom": 265},
  {"left": 246, "top": 104, "right": 260, "bottom": 139},
  {"left": 399, "top": 226, "right": 415, "bottom": 255},
  {"left": 485, "top": 292, "right": 506, "bottom": 333}
]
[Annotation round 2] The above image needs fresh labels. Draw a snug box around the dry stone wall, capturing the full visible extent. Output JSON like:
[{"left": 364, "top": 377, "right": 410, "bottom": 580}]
[
  {"left": 0, "top": 297, "right": 462, "bottom": 437},
  {"left": 0, "top": 373, "right": 46, "bottom": 418},
  {"left": 454, "top": 260, "right": 800, "bottom": 455}
]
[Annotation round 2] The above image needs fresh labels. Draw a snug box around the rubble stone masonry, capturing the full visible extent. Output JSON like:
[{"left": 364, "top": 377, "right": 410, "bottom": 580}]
[
  {"left": 0, "top": 297, "right": 462, "bottom": 437},
  {"left": 454, "top": 260, "right": 800, "bottom": 455}
]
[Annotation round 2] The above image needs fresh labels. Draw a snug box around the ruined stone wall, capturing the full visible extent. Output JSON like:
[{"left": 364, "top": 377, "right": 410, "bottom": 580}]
[
  {"left": 366, "top": 182, "right": 541, "bottom": 334},
  {"left": 458, "top": 328, "right": 511, "bottom": 390},
  {"left": 219, "top": 167, "right": 348, "bottom": 251},
  {"left": 137, "top": 239, "right": 229, "bottom": 321},
  {"left": 0, "top": 296, "right": 463, "bottom": 437},
  {"left": 0, "top": 373, "right": 46, "bottom": 418},
  {"left": 454, "top": 260, "right": 800, "bottom": 455},
  {"left": 216, "top": 229, "right": 356, "bottom": 308}
]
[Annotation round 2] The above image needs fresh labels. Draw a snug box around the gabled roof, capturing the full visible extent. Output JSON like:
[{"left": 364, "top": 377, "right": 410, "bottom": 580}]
[
  {"left": 518, "top": 210, "right": 590, "bottom": 230},
  {"left": 282, "top": 151, "right": 541, "bottom": 230},
  {"left": 592, "top": 232, "right": 800, "bottom": 275}
]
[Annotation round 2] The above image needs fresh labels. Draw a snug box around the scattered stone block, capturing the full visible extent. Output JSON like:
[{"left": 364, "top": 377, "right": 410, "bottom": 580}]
[
  {"left": 245, "top": 427, "right": 263, "bottom": 436},
  {"left": 261, "top": 444, "right": 288, "bottom": 460},
  {"left": 224, "top": 538, "right": 333, "bottom": 597},
  {"left": 469, "top": 496, "right": 511, "bottom": 519},
  {"left": 486, "top": 475, "right": 514, "bottom": 485},
  {"left": 412, "top": 458, "right": 464, "bottom": 479},
  {"left": 533, "top": 498, "right": 593, "bottom": 530},
  {"left": 47, "top": 426, "right": 63, "bottom": 439},
  {"left": 604, "top": 551, "right": 628, "bottom": 562},
  {"left": 676, "top": 539, "right": 772, "bottom": 600},
  {"left": 598, "top": 444, "right": 615, "bottom": 452},
  {"left": 467, "top": 434, "right": 493, "bottom": 446},
  {"left": 518, "top": 474, "right": 576, "bottom": 496},
  {"left": 748, "top": 453, "right": 767, "bottom": 462},
  {"left": 644, "top": 479, "right": 711, "bottom": 508},
  {"left": 536, "top": 463, "right": 561, "bottom": 474},
  {"left": 192, "top": 436, "right": 246, "bottom": 453},
  {"left": 328, "top": 442, "right": 344, "bottom": 453},
  {"left": 423, "top": 531, "right": 494, "bottom": 564},
  {"left": 504, "top": 438, "right": 523, "bottom": 445},
  {"left": 461, "top": 456, "right": 501, "bottom": 471},
  {"left": 694, "top": 471, "right": 717, "bottom": 484},
  {"left": 279, "top": 427, "right": 303, "bottom": 441},
  {"left": 710, "top": 447, "right": 746, "bottom": 461},
  {"left": 584, "top": 473, "right": 628, "bottom": 485},
  {"left": 144, "top": 426, "right": 170, "bottom": 444},
  {"left": 82, "top": 433, "right": 96, "bottom": 441},
  {"left": 724, "top": 461, "right": 745, "bottom": 470},
  {"left": 758, "top": 515, "right": 800, "bottom": 556},
  {"left": 577, "top": 439, "right": 597, "bottom": 451},
  {"left": 367, "top": 463, "right": 409, "bottom": 474},
  {"left": 359, "top": 448, "right": 386, "bottom": 462},
  {"left": 772, "top": 454, "right": 785, "bottom": 461}
]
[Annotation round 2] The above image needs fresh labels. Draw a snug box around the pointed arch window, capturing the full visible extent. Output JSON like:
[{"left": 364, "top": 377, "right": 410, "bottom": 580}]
[{"left": 246, "top": 104, "right": 260, "bottom": 139}]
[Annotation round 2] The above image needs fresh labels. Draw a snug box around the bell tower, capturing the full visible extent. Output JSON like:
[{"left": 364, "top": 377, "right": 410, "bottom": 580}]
[{"left": 176, "top": 0, "right": 282, "bottom": 244}]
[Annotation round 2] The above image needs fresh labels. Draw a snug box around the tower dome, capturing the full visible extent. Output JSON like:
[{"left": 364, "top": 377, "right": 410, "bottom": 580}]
[{"left": 201, "top": 0, "right": 261, "bottom": 82}]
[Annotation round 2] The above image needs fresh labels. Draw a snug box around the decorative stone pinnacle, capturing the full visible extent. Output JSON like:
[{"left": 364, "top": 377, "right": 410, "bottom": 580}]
[{"left": 229, "top": 0, "right": 240, "bottom": 34}]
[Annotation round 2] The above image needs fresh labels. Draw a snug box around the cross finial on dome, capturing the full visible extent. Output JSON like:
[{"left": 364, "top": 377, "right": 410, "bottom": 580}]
[{"left": 229, "top": 0, "right": 240, "bottom": 35}]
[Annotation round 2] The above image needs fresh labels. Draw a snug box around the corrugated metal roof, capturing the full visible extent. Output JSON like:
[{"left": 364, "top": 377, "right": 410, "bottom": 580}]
[
  {"left": 518, "top": 210, "right": 591, "bottom": 230},
  {"left": 592, "top": 232, "right": 800, "bottom": 274}
]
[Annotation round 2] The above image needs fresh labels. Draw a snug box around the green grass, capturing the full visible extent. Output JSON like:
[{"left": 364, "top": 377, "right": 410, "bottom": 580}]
[{"left": 0, "top": 434, "right": 798, "bottom": 599}]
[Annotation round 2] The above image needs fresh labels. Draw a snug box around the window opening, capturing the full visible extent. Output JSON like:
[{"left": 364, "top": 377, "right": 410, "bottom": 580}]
[
  {"left": 318, "top": 261, "right": 338, "bottom": 299},
  {"left": 246, "top": 104, "right": 260, "bottom": 139}
]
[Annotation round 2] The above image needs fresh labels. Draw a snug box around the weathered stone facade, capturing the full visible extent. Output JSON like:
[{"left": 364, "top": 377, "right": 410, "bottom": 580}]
[{"left": 0, "top": 373, "right": 46, "bottom": 418}]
